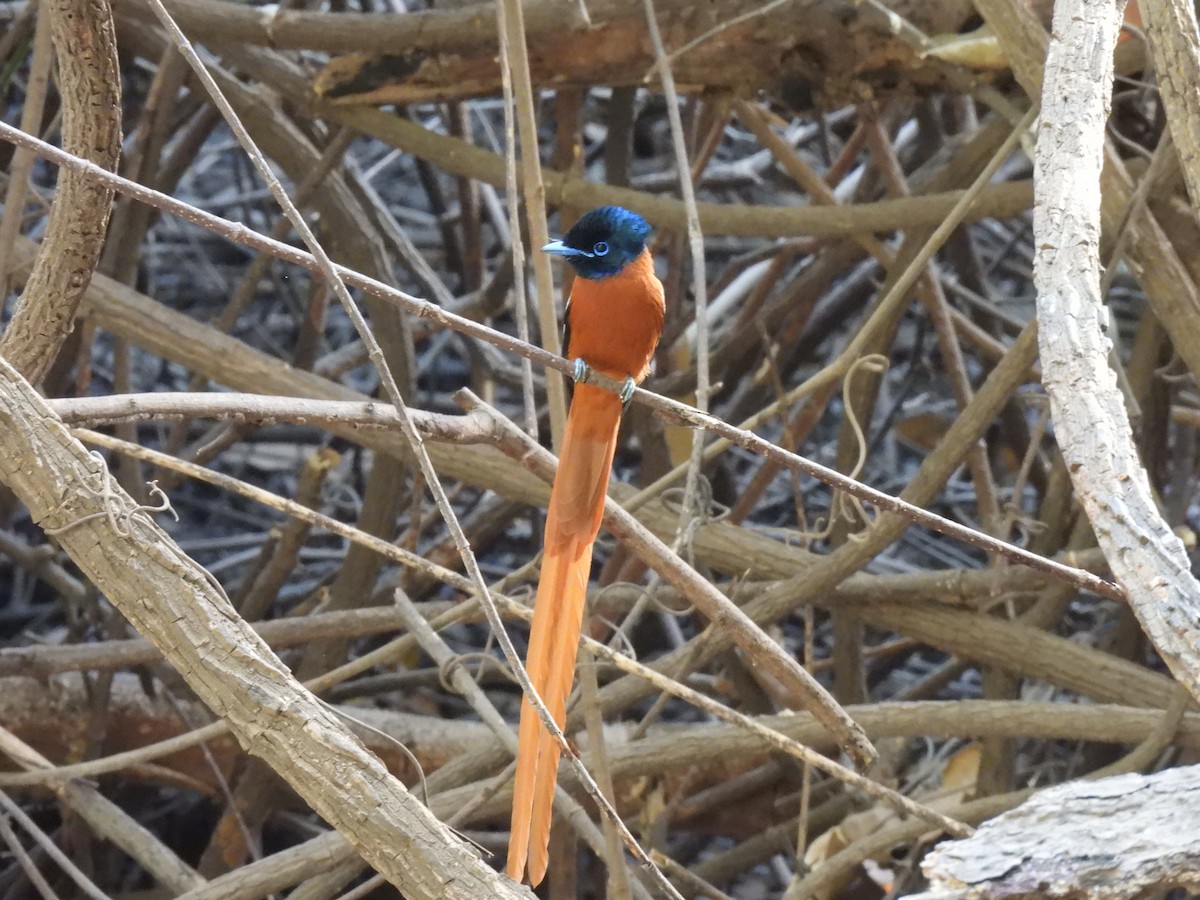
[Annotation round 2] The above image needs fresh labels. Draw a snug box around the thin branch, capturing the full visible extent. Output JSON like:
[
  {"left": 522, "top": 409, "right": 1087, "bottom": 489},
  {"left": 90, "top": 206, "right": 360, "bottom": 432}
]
[
  {"left": 0, "top": 790, "right": 111, "bottom": 900},
  {"left": 496, "top": 1, "right": 539, "bottom": 441},
  {"left": 642, "top": 0, "right": 712, "bottom": 525},
  {"left": 0, "top": 119, "right": 1120, "bottom": 604},
  {"left": 47, "top": 392, "right": 488, "bottom": 437},
  {"left": 497, "top": 0, "right": 567, "bottom": 446},
  {"left": 463, "top": 389, "right": 877, "bottom": 768}
]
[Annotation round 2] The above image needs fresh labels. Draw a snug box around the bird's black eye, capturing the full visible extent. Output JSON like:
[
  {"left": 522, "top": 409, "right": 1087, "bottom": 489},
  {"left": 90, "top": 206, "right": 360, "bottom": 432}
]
[{"left": 592, "top": 241, "right": 609, "bottom": 256}]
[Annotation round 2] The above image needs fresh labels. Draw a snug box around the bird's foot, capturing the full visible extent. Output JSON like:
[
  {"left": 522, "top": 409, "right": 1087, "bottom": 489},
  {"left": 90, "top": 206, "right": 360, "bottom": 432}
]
[
  {"left": 619, "top": 376, "right": 637, "bottom": 404},
  {"left": 571, "top": 358, "right": 592, "bottom": 384}
]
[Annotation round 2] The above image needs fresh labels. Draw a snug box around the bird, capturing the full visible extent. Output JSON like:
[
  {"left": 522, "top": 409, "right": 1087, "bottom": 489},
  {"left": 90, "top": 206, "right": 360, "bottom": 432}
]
[{"left": 507, "top": 206, "right": 665, "bottom": 885}]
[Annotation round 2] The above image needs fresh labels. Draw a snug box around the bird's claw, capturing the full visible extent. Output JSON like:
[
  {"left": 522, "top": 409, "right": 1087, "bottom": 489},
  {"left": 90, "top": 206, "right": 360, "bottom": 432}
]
[
  {"left": 571, "top": 358, "right": 592, "bottom": 384},
  {"left": 619, "top": 377, "right": 637, "bottom": 404}
]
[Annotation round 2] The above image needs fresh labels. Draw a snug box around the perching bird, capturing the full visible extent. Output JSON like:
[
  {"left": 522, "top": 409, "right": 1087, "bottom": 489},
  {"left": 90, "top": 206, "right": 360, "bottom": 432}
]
[{"left": 507, "top": 206, "right": 665, "bottom": 885}]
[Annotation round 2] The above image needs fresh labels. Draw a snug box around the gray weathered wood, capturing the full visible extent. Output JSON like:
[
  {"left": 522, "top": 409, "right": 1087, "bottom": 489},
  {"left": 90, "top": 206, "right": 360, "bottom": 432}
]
[{"left": 916, "top": 766, "right": 1200, "bottom": 898}]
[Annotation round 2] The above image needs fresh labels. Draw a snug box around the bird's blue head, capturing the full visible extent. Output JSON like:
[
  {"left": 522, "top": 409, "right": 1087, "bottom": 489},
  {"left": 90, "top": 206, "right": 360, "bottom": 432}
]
[{"left": 542, "top": 206, "right": 651, "bottom": 280}]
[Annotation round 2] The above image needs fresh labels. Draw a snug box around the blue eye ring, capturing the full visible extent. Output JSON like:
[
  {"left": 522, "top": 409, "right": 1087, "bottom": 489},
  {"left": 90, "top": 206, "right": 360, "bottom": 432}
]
[{"left": 592, "top": 241, "right": 609, "bottom": 256}]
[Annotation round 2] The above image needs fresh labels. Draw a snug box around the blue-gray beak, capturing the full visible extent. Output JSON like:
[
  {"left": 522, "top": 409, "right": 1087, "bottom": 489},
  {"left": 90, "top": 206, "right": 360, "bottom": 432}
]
[{"left": 542, "top": 240, "right": 591, "bottom": 258}]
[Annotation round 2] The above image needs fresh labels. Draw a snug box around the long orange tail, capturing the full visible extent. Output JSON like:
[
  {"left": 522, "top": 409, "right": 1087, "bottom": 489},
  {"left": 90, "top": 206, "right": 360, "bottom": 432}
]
[{"left": 507, "top": 383, "right": 623, "bottom": 885}]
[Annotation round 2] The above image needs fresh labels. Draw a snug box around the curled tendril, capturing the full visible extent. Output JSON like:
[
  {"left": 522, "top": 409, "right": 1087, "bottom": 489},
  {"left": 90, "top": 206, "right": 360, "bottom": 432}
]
[
  {"left": 44, "top": 452, "right": 178, "bottom": 538},
  {"left": 793, "top": 354, "right": 889, "bottom": 543}
]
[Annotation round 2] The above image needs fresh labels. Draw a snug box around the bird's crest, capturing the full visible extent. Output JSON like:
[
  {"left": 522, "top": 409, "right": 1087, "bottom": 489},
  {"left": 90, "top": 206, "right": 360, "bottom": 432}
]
[{"left": 543, "top": 206, "right": 651, "bottom": 279}]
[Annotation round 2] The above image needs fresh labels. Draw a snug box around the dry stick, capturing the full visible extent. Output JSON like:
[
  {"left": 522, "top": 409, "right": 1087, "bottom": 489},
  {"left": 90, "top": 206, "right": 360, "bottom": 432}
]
[
  {"left": 975, "top": 0, "right": 1200, "bottom": 388},
  {"left": 48, "top": 393, "right": 482, "bottom": 437},
  {"left": 287, "top": 859, "right": 365, "bottom": 900},
  {"left": 495, "top": 0, "right": 539, "bottom": 441},
  {"left": 796, "top": 599, "right": 816, "bottom": 862},
  {"left": 0, "top": 124, "right": 1118, "bottom": 603},
  {"left": 1096, "top": 134, "right": 1175, "bottom": 347},
  {"left": 642, "top": 0, "right": 711, "bottom": 518},
  {"left": 0, "top": 539, "right": 1126, "bottom": 680},
  {"left": 1142, "top": 0, "right": 1200, "bottom": 213},
  {"left": 0, "top": 719, "right": 229, "bottom": 790},
  {"left": 0, "top": 813, "right": 59, "bottom": 900},
  {"left": 173, "top": 830, "right": 352, "bottom": 900},
  {"left": 443, "top": 759, "right": 520, "bottom": 833},
  {"left": 860, "top": 602, "right": 1176, "bottom": 711},
  {"left": 0, "top": 0, "right": 121, "bottom": 383},
  {"left": 577, "top": 648, "right": 634, "bottom": 900},
  {"left": 332, "top": 874, "right": 389, "bottom": 900},
  {"left": 0, "top": 607, "right": 435, "bottom": 678},
  {"left": 234, "top": 449, "right": 335, "bottom": 621},
  {"left": 463, "top": 389, "right": 876, "bottom": 767},
  {"left": 0, "top": 790, "right": 111, "bottom": 900},
  {"left": 1088, "top": 686, "right": 1190, "bottom": 780},
  {"left": 314, "top": 93, "right": 1034, "bottom": 238},
  {"left": 497, "top": 0, "right": 567, "bottom": 445},
  {"left": 388, "top": 595, "right": 512, "bottom": 758},
  {"left": 1034, "top": 0, "right": 1200, "bottom": 700},
  {"left": 0, "top": 530, "right": 86, "bottom": 608},
  {"left": 114, "top": 0, "right": 925, "bottom": 59}
]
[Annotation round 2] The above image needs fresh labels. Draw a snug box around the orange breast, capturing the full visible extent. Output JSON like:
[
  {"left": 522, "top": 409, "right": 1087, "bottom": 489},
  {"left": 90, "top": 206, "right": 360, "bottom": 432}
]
[{"left": 565, "top": 249, "right": 665, "bottom": 383}]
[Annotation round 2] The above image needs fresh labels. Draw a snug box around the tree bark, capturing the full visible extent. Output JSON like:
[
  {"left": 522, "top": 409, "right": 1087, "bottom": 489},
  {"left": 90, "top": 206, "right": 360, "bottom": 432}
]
[{"left": 1033, "top": 0, "right": 1200, "bottom": 702}]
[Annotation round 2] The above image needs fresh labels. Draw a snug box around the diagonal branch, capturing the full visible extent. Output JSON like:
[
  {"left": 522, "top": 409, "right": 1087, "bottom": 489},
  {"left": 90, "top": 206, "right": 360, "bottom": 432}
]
[
  {"left": 462, "top": 389, "right": 877, "bottom": 769},
  {"left": 0, "top": 357, "right": 525, "bottom": 898},
  {"left": 0, "top": 123, "right": 1120, "bottom": 604}
]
